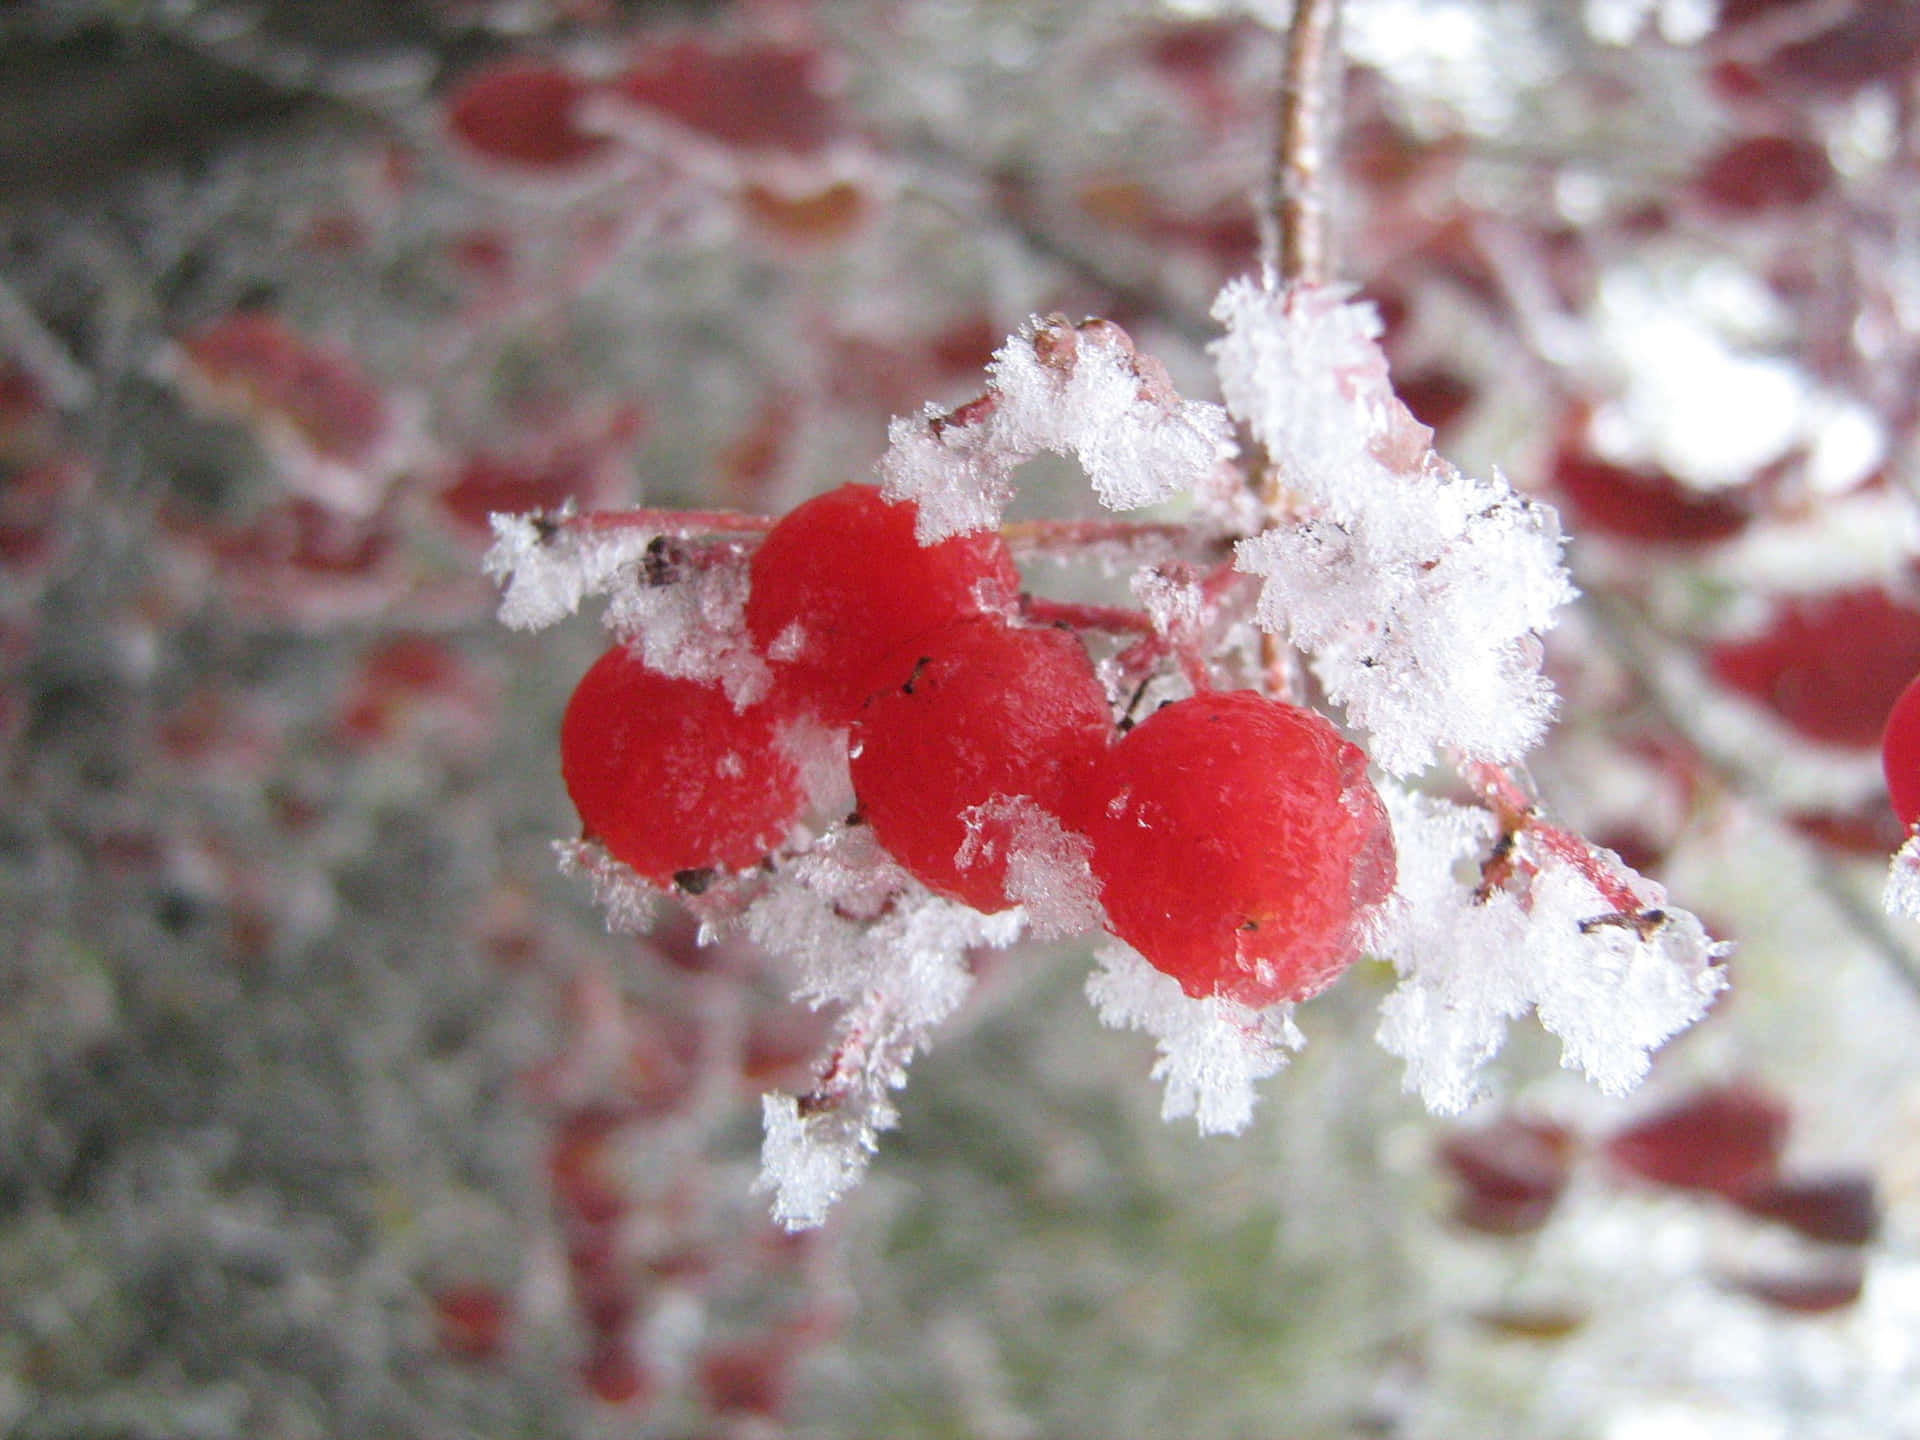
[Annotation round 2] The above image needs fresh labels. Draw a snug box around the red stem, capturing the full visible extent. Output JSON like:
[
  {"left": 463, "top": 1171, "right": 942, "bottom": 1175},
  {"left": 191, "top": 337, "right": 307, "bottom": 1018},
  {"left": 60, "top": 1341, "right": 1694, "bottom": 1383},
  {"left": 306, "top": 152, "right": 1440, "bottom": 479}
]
[
  {"left": 556, "top": 505, "right": 1214, "bottom": 556},
  {"left": 560, "top": 508, "right": 779, "bottom": 537},
  {"left": 1463, "top": 761, "right": 1646, "bottom": 914},
  {"left": 1000, "top": 517, "right": 1215, "bottom": 555},
  {"left": 1019, "top": 596, "right": 1156, "bottom": 635}
]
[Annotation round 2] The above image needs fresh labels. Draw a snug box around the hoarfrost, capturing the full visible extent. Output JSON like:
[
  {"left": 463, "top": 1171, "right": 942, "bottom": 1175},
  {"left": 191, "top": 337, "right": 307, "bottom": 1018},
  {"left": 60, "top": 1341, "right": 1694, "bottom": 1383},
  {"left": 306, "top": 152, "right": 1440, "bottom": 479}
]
[
  {"left": 1885, "top": 830, "right": 1920, "bottom": 923},
  {"left": 1130, "top": 566, "right": 1208, "bottom": 642},
  {"left": 1373, "top": 788, "right": 1727, "bottom": 1113},
  {"left": 1526, "top": 863, "right": 1727, "bottom": 1096},
  {"left": 748, "top": 826, "right": 1025, "bottom": 1229},
  {"left": 1086, "top": 944, "right": 1305, "bottom": 1135},
  {"left": 779, "top": 715, "right": 858, "bottom": 820},
  {"left": 552, "top": 838, "right": 658, "bottom": 934},
  {"left": 1370, "top": 795, "right": 1532, "bottom": 1113},
  {"left": 759, "top": 1092, "right": 873, "bottom": 1235},
  {"left": 484, "top": 510, "right": 660, "bottom": 631},
  {"left": 602, "top": 549, "right": 771, "bottom": 708},
  {"left": 879, "top": 314, "right": 1237, "bottom": 541},
  {"left": 1214, "top": 278, "right": 1575, "bottom": 774},
  {"left": 956, "top": 796, "right": 1105, "bottom": 940}
]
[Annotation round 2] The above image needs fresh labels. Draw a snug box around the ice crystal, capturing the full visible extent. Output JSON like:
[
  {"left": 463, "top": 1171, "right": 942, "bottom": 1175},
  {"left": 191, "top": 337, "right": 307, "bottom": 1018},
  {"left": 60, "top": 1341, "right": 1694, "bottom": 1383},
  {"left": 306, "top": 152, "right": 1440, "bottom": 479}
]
[
  {"left": 552, "top": 838, "right": 659, "bottom": 934},
  {"left": 954, "top": 796, "right": 1105, "bottom": 940},
  {"left": 1215, "top": 279, "right": 1576, "bottom": 774},
  {"left": 1884, "top": 831, "right": 1920, "bottom": 923},
  {"left": 747, "top": 826, "right": 1025, "bottom": 1228},
  {"left": 485, "top": 510, "right": 660, "bottom": 631},
  {"left": 1373, "top": 788, "right": 1728, "bottom": 1113},
  {"left": 602, "top": 547, "right": 772, "bottom": 708},
  {"left": 1086, "top": 944, "right": 1305, "bottom": 1135},
  {"left": 880, "top": 314, "right": 1237, "bottom": 541}
]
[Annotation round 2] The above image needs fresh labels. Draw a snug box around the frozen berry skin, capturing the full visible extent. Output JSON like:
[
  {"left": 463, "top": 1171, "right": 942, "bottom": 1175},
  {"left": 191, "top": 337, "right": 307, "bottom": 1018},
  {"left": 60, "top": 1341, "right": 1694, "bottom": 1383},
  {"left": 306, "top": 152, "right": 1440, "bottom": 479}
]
[
  {"left": 1883, "top": 670, "right": 1920, "bottom": 827},
  {"left": 1076, "top": 690, "right": 1395, "bottom": 1007},
  {"left": 560, "top": 646, "right": 803, "bottom": 885},
  {"left": 850, "top": 618, "right": 1113, "bottom": 912},
  {"left": 745, "top": 484, "right": 1021, "bottom": 722}
]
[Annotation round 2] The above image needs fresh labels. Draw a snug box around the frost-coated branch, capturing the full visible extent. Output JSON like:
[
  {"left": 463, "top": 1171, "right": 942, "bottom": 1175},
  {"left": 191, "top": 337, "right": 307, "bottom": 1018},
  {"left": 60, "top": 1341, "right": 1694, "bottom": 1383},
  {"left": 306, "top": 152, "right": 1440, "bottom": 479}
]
[
  {"left": 1215, "top": 279, "right": 1576, "bottom": 774},
  {"left": 1372, "top": 786, "right": 1728, "bottom": 1113},
  {"left": 506, "top": 279, "right": 1726, "bottom": 1229}
]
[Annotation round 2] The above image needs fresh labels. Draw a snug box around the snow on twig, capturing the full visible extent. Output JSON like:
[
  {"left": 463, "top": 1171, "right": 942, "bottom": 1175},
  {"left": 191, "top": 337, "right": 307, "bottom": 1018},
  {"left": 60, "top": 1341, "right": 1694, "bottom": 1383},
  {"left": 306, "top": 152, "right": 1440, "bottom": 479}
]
[
  {"left": 1372, "top": 787, "right": 1728, "bottom": 1113},
  {"left": 1215, "top": 279, "right": 1576, "bottom": 774},
  {"left": 880, "top": 314, "right": 1242, "bottom": 542}
]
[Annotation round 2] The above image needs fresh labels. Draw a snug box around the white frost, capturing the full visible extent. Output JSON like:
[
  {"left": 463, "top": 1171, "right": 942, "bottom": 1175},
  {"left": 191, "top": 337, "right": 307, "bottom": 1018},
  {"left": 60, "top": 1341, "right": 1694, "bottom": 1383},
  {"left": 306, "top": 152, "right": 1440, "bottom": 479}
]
[
  {"left": 758, "top": 1092, "right": 874, "bottom": 1234},
  {"left": 1371, "top": 794, "right": 1533, "bottom": 1113},
  {"left": 748, "top": 827, "right": 1025, "bottom": 1229},
  {"left": 1885, "top": 830, "right": 1920, "bottom": 923},
  {"left": 956, "top": 796, "right": 1106, "bottom": 940},
  {"left": 1086, "top": 944, "right": 1304, "bottom": 1135},
  {"left": 601, "top": 548, "right": 771, "bottom": 708},
  {"left": 1373, "top": 788, "right": 1728, "bottom": 1112},
  {"left": 552, "top": 838, "right": 658, "bottom": 935},
  {"left": 484, "top": 510, "right": 660, "bottom": 631},
  {"left": 879, "top": 315, "right": 1237, "bottom": 541},
  {"left": 1214, "top": 279, "right": 1575, "bottom": 774}
]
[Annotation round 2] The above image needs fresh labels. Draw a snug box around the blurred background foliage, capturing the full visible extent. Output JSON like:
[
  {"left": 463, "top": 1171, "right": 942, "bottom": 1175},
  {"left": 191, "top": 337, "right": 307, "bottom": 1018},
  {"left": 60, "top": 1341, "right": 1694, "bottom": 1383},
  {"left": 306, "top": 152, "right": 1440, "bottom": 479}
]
[{"left": 4, "top": 1, "right": 1920, "bottom": 1436}]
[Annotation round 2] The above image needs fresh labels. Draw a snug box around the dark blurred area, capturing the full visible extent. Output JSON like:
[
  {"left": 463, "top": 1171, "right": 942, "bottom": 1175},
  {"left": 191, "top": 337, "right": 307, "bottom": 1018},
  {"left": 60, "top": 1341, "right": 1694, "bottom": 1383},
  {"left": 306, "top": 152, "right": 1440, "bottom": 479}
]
[{"left": 0, "top": 1, "right": 724, "bottom": 200}]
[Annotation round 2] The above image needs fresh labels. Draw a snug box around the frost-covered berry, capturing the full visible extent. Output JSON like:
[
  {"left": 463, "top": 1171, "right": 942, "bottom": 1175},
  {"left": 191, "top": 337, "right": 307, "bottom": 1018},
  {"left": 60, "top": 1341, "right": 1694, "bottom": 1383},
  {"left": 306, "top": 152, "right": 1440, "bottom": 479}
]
[
  {"left": 1076, "top": 690, "right": 1394, "bottom": 1007},
  {"left": 1883, "top": 671, "right": 1920, "bottom": 826},
  {"left": 745, "top": 484, "right": 1021, "bottom": 720},
  {"left": 850, "top": 618, "right": 1112, "bottom": 912},
  {"left": 561, "top": 645, "right": 803, "bottom": 886}
]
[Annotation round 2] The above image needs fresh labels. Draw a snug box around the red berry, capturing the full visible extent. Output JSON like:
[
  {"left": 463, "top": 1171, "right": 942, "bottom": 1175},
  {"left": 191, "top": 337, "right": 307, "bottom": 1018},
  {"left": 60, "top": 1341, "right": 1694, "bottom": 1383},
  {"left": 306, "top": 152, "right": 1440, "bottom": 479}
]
[
  {"left": 745, "top": 484, "right": 1021, "bottom": 721},
  {"left": 1710, "top": 589, "right": 1920, "bottom": 749},
  {"left": 1552, "top": 449, "right": 1748, "bottom": 545},
  {"left": 697, "top": 1335, "right": 792, "bottom": 1418},
  {"left": 1734, "top": 1172, "right": 1880, "bottom": 1247},
  {"left": 1076, "top": 691, "right": 1395, "bottom": 1007},
  {"left": 1883, "top": 670, "right": 1920, "bottom": 826},
  {"left": 850, "top": 618, "right": 1112, "bottom": 912},
  {"left": 445, "top": 61, "right": 612, "bottom": 173},
  {"left": 560, "top": 646, "right": 803, "bottom": 886},
  {"left": 1437, "top": 1115, "right": 1575, "bottom": 1236},
  {"left": 1730, "top": 1258, "right": 1866, "bottom": 1315},
  {"left": 609, "top": 39, "right": 844, "bottom": 157},
  {"left": 432, "top": 1284, "right": 510, "bottom": 1361},
  {"left": 1694, "top": 134, "right": 1830, "bottom": 213},
  {"left": 176, "top": 311, "right": 390, "bottom": 467},
  {"left": 548, "top": 1109, "right": 630, "bottom": 1227},
  {"left": 1604, "top": 1083, "right": 1789, "bottom": 1198},
  {"left": 580, "top": 1339, "right": 650, "bottom": 1405}
]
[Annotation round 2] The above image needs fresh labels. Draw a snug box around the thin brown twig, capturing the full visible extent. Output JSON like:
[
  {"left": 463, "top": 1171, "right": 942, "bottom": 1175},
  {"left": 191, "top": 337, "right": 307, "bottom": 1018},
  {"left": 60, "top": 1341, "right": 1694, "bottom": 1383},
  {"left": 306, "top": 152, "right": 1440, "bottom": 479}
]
[
  {"left": 1271, "top": 0, "right": 1342, "bottom": 288},
  {"left": 1259, "top": 0, "right": 1344, "bottom": 694},
  {"left": 555, "top": 506, "right": 1223, "bottom": 559}
]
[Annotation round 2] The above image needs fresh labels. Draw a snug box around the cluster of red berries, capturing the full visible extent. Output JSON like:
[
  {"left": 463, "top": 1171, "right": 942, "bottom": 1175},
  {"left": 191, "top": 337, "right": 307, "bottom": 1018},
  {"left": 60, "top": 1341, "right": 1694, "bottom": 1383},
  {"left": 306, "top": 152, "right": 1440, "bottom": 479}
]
[{"left": 561, "top": 484, "right": 1395, "bottom": 1006}]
